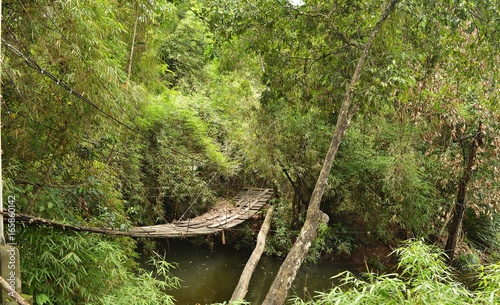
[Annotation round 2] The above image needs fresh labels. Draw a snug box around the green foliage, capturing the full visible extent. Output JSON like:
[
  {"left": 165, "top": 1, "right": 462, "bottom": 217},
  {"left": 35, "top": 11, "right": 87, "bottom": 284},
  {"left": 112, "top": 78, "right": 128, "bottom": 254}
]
[
  {"left": 3, "top": 0, "right": 251, "bottom": 226},
  {"left": 463, "top": 209, "right": 500, "bottom": 252},
  {"left": 91, "top": 254, "right": 180, "bottom": 305},
  {"left": 3, "top": 0, "right": 273, "bottom": 302},
  {"left": 159, "top": 10, "right": 212, "bottom": 88},
  {"left": 330, "top": 118, "right": 442, "bottom": 240},
  {"left": 266, "top": 200, "right": 356, "bottom": 262},
  {"left": 266, "top": 199, "right": 297, "bottom": 258},
  {"left": 198, "top": 0, "right": 500, "bottom": 250},
  {"left": 476, "top": 263, "right": 500, "bottom": 303},
  {"left": 231, "top": 223, "right": 257, "bottom": 250},
  {"left": 329, "top": 223, "right": 358, "bottom": 256},
  {"left": 292, "top": 240, "right": 500, "bottom": 305},
  {"left": 305, "top": 222, "right": 333, "bottom": 264},
  {"left": 306, "top": 222, "right": 357, "bottom": 264},
  {"left": 20, "top": 228, "right": 179, "bottom": 305},
  {"left": 455, "top": 251, "right": 481, "bottom": 273},
  {"left": 5, "top": 0, "right": 500, "bottom": 301}
]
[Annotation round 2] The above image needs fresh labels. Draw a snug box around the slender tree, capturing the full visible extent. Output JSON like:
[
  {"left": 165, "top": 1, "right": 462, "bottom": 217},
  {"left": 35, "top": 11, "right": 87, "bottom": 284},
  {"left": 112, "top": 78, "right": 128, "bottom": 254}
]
[
  {"left": 262, "top": 1, "right": 400, "bottom": 303},
  {"left": 444, "top": 123, "right": 484, "bottom": 264}
]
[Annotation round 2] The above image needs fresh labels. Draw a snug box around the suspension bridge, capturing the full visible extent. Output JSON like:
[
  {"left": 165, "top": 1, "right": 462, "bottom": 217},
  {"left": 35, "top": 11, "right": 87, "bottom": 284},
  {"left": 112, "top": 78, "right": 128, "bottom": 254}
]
[{"left": 9, "top": 188, "right": 273, "bottom": 238}]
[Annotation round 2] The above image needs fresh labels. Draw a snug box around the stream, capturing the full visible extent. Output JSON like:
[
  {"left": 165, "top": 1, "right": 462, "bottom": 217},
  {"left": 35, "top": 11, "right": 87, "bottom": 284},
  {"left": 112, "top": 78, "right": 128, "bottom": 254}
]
[{"left": 141, "top": 240, "right": 360, "bottom": 305}]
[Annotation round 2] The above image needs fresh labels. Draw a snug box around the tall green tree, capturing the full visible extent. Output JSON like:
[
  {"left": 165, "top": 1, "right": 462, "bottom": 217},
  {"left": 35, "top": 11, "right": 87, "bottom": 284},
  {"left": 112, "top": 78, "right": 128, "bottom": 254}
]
[
  {"left": 260, "top": 2, "right": 400, "bottom": 303},
  {"left": 200, "top": 0, "right": 500, "bottom": 302}
]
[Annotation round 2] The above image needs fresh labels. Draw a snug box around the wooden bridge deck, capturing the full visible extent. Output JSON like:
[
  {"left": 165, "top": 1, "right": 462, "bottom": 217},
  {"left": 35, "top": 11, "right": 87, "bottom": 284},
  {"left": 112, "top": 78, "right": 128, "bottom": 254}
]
[
  {"left": 8, "top": 188, "right": 274, "bottom": 238},
  {"left": 125, "top": 188, "right": 273, "bottom": 237}
]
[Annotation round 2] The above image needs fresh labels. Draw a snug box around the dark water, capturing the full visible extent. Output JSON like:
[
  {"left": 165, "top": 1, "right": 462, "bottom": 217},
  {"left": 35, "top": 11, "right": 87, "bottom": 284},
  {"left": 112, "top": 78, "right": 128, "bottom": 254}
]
[{"left": 142, "top": 240, "right": 359, "bottom": 305}]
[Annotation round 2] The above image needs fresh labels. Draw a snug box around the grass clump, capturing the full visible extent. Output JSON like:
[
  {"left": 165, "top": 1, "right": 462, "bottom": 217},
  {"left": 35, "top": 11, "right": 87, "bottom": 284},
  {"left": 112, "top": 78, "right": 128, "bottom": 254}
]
[{"left": 292, "top": 240, "right": 500, "bottom": 305}]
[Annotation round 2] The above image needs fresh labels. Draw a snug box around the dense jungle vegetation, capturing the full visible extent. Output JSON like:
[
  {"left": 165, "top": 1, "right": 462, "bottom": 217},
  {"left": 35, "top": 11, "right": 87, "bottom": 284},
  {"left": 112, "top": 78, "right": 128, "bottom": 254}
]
[{"left": 1, "top": 0, "right": 499, "bottom": 304}]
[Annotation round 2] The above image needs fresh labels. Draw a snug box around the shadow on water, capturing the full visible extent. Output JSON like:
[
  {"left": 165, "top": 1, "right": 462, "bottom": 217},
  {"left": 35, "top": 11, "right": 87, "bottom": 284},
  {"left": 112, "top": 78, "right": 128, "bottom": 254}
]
[{"left": 140, "top": 240, "right": 361, "bottom": 305}]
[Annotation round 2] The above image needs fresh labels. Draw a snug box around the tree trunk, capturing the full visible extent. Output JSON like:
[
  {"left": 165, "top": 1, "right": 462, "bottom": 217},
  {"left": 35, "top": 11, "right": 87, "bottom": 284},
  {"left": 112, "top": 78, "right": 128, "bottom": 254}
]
[
  {"left": 230, "top": 205, "right": 274, "bottom": 301},
  {"left": 444, "top": 123, "right": 483, "bottom": 265},
  {"left": 261, "top": 1, "right": 399, "bottom": 304},
  {"left": 279, "top": 163, "right": 306, "bottom": 228}
]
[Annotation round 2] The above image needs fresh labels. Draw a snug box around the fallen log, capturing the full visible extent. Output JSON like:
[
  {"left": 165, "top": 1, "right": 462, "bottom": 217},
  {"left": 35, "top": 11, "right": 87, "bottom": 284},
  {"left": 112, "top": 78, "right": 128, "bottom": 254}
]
[{"left": 230, "top": 205, "right": 274, "bottom": 302}]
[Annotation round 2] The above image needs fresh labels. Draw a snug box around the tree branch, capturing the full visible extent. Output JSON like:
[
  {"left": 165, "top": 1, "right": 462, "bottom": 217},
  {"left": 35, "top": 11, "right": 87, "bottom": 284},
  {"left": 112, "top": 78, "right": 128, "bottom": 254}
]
[{"left": 331, "top": 25, "right": 364, "bottom": 49}]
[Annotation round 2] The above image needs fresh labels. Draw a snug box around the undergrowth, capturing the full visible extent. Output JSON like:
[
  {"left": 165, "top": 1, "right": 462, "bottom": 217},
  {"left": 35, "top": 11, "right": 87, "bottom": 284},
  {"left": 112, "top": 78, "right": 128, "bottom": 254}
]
[
  {"left": 20, "top": 227, "right": 180, "bottom": 305},
  {"left": 292, "top": 240, "right": 500, "bottom": 305}
]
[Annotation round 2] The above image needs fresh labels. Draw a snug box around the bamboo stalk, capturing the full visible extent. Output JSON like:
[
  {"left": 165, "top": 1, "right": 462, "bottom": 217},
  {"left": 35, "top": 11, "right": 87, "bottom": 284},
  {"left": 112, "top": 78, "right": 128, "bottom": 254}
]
[{"left": 0, "top": 276, "right": 30, "bottom": 305}]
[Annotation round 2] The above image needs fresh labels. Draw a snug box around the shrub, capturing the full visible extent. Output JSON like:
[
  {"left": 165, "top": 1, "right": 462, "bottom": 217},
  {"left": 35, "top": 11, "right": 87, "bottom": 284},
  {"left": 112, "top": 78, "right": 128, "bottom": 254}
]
[
  {"left": 20, "top": 228, "right": 179, "bottom": 305},
  {"left": 292, "top": 240, "right": 500, "bottom": 305}
]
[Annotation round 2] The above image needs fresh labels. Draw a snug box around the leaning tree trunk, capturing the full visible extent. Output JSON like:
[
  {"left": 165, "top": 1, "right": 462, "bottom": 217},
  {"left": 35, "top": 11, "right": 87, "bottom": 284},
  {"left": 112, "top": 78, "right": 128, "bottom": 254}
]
[
  {"left": 230, "top": 205, "right": 274, "bottom": 301},
  {"left": 261, "top": 1, "right": 400, "bottom": 304},
  {"left": 444, "top": 123, "right": 483, "bottom": 265}
]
